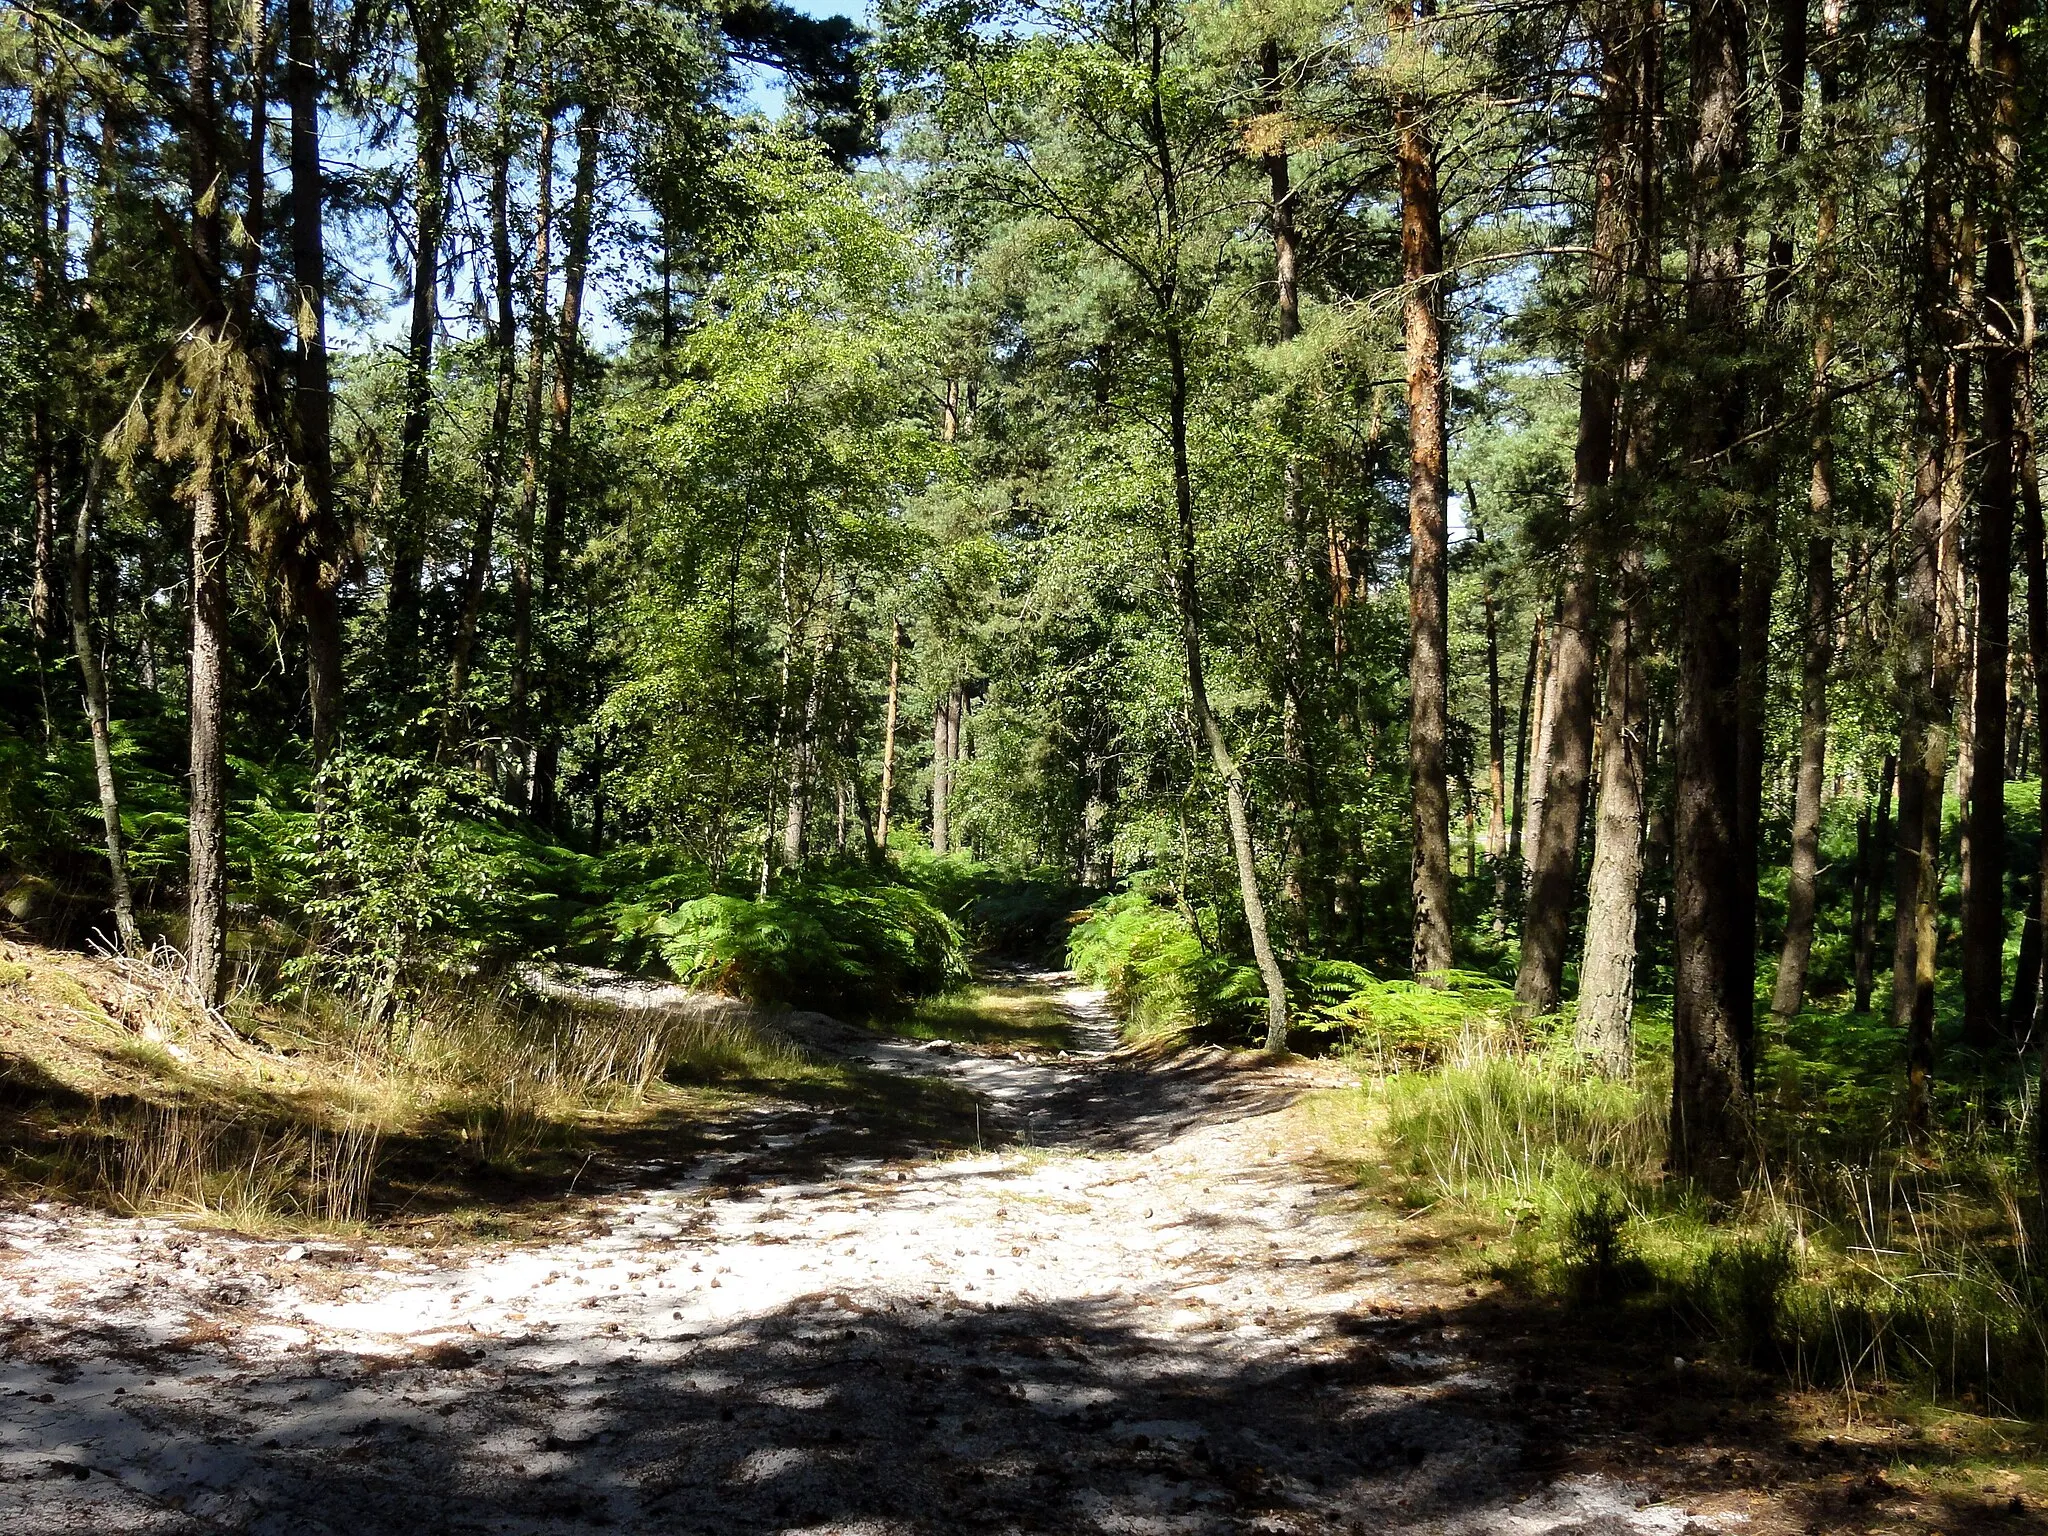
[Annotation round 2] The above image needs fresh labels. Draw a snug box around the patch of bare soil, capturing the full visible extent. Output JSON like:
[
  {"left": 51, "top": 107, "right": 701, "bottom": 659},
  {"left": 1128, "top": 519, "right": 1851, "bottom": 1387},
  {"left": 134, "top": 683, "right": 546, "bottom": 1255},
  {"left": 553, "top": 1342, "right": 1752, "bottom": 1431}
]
[{"left": 0, "top": 974, "right": 2032, "bottom": 1534}]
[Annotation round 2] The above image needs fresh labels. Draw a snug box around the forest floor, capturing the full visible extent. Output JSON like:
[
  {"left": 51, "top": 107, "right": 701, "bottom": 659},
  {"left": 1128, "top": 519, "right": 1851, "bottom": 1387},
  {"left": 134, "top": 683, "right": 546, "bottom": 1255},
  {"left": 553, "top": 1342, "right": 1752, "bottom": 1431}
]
[{"left": 1, "top": 968, "right": 2041, "bottom": 1534}]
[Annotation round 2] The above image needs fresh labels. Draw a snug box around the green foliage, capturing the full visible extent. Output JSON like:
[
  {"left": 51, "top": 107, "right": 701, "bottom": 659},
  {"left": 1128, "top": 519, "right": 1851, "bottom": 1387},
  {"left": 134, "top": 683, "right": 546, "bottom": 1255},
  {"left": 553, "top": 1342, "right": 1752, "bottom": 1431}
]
[
  {"left": 1696, "top": 1227, "right": 1796, "bottom": 1366},
  {"left": 1367, "top": 1026, "right": 2048, "bottom": 1414},
  {"left": 1066, "top": 885, "right": 1249, "bottom": 1041},
  {"left": 1313, "top": 965, "right": 1521, "bottom": 1061},
  {"left": 1559, "top": 1189, "right": 1650, "bottom": 1303},
  {"left": 893, "top": 850, "right": 1091, "bottom": 958},
  {"left": 613, "top": 871, "right": 967, "bottom": 1012},
  {"left": 1377, "top": 1053, "right": 1668, "bottom": 1211},
  {"left": 265, "top": 752, "right": 574, "bottom": 1000}
]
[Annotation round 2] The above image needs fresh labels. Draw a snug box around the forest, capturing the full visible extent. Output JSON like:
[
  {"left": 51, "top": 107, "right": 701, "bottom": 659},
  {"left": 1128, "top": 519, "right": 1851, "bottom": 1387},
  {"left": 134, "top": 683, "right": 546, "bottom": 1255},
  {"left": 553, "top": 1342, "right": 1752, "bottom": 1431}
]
[{"left": 4, "top": 0, "right": 2048, "bottom": 1517}]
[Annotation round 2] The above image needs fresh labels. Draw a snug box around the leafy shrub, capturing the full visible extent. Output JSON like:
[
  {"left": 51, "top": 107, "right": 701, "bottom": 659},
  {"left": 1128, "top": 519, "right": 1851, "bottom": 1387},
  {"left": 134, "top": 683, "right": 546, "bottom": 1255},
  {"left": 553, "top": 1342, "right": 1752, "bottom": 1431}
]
[
  {"left": 576, "top": 847, "right": 715, "bottom": 973},
  {"left": 895, "top": 850, "right": 1090, "bottom": 958},
  {"left": 628, "top": 874, "right": 966, "bottom": 1012},
  {"left": 1559, "top": 1188, "right": 1651, "bottom": 1302},
  {"left": 1066, "top": 886, "right": 1246, "bottom": 1041},
  {"left": 1311, "top": 964, "right": 1519, "bottom": 1061},
  {"left": 261, "top": 751, "right": 572, "bottom": 1005}
]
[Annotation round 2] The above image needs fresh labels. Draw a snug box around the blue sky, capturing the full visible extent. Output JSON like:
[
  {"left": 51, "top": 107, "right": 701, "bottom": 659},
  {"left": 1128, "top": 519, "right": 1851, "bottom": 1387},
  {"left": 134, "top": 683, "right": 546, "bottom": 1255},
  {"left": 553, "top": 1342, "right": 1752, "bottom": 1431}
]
[
  {"left": 339, "top": 0, "right": 872, "bottom": 353},
  {"left": 743, "top": 0, "right": 870, "bottom": 113}
]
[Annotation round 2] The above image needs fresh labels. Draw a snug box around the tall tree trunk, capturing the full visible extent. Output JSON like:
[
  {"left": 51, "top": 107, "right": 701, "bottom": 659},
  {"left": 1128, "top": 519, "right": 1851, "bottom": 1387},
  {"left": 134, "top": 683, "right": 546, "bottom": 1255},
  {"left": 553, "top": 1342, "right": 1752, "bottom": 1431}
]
[
  {"left": 1894, "top": 0, "right": 1963, "bottom": 1134},
  {"left": 1523, "top": 611, "right": 1560, "bottom": 869},
  {"left": 446, "top": 19, "right": 531, "bottom": 743},
  {"left": 877, "top": 617, "right": 903, "bottom": 848},
  {"left": 1483, "top": 566, "right": 1509, "bottom": 933},
  {"left": 68, "top": 463, "right": 140, "bottom": 954},
  {"left": 1669, "top": 0, "right": 1753, "bottom": 1189},
  {"left": 286, "top": 0, "right": 341, "bottom": 765},
  {"left": 782, "top": 665, "right": 818, "bottom": 868},
  {"left": 1166, "top": 325, "right": 1290, "bottom": 1049},
  {"left": 241, "top": 0, "right": 271, "bottom": 306},
  {"left": 1962, "top": 0, "right": 2021, "bottom": 1045},
  {"left": 1577, "top": 548, "right": 1648, "bottom": 1068},
  {"left": 1851, "top": 756, "right": 1893, "bottom": 1012},
  {"left": 529, "top": 100, "right": 605, "bottom": 825},
  {"left": 1510, "top": 610, "right": 1544, "bottom": 868},
  {"left": 2013, "top": 270, "right": 2046, "bottom": 1035},
  {"left": 28, "top": 79, "right": 58, "bottom": 649},
  {"left": 1483, "top": 570, "right": 1506, "bottom": 861},
  {"left": 1515, "top": 0, "right": 1632, "bottom": 1013},
  {"left": 184, "top": 0, "right": 230, "bottom": 1008},
  {"left": 1575, "top": 0, "right": 1661, "bottom": 1064},
  {"left": 388, "top": 0, "right": 454, "bottom": 666},
  {"left": 931, "top": 689, "right": 951, "bottom": 854},
  {"left": 510, "top": 105, "right": 556, "bottom": 800},
  {"left": 946, "top": 685, "right": 965, "bottom": 845},
  {"left": 1394, "top": 0, "right": 1453, "bottom": 983},
  {"left": 1769, "top": 0, "right": 1835, "bottom": 1023},
  {"left": 1264, "top": 37, "right": 1314, "bottom": 925},
  {"left": 1127, "top": 16, "right": 1289, "bottom": 1047}
]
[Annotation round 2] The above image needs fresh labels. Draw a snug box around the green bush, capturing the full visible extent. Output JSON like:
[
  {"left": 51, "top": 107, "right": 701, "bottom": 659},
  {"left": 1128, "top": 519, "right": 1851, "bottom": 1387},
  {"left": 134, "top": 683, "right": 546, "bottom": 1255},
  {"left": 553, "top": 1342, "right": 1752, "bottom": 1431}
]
[
  {"left": 1311, "top": 964, "right": 1519, "bottom": 1061},
  {"left": 249, "top": 751, "right": 577, "bottom": 1004},
  {"left": 894, "top": 850, "right": 1090, "bottom": 958},
  {"left": 624, "top": 874, "right": 967, "bottom": 1012},
  {"left": 1560, "top": 1188, "right": 1651, "bottom": 1302},
  {"left": 1066, "top": 886, "right": 1246, "bottom": 1041}
]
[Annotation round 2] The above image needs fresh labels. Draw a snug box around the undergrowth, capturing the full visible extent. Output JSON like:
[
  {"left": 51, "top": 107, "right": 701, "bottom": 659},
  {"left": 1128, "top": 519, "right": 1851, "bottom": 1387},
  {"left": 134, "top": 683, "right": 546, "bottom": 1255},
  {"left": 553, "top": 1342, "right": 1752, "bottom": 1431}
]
[
  {"left": 1330, "top": 1002, "right": 2048, "bottom": 1421},
  {"left": 0, "top": 940, "right": 813, "bottom": 1234}
]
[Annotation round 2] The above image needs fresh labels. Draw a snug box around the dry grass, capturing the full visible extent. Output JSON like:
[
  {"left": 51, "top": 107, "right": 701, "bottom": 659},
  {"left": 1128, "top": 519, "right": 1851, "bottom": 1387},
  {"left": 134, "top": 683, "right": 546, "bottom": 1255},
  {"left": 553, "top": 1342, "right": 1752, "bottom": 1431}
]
[
  {"left": 0, "top": 938, "right": 814, "bottom": 1234},
  {"left": 1301, "top": 1027, "right": 2048, "bottom": 1423}
]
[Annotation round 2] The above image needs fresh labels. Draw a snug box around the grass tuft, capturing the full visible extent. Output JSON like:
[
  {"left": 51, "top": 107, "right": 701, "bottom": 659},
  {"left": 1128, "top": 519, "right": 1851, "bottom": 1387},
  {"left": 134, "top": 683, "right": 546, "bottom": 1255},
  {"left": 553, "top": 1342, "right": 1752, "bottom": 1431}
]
[{"left": 1326, "top": 1002, "right": 2048, "bottom": 1420}]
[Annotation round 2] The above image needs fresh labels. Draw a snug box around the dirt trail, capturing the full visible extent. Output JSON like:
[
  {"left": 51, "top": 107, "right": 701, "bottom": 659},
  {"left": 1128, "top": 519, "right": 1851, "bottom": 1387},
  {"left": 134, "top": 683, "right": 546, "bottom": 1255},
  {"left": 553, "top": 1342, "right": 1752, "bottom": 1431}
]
[{"left": 0, "top": 975, "right": 1731, "bottom": 1534}]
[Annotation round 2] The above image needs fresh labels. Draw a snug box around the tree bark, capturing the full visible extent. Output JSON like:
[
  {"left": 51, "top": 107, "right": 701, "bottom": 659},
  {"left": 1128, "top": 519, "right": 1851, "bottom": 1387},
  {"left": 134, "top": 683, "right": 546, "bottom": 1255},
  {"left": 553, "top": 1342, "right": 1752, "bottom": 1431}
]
[
  {"left": 1768, "top": 0, "right": 1835, "bottom": 1023},
  {"left": 1516, "top": 574, "right": 1595, "bottom": 1011},
  {"left": 1894, "top": 0, "right": 1963, "bottom": 1134},
  {"left": 1770, "top": 539, "right": 1833, "bottom": 1021},
  {"left": 510, "top": 105, "right": 556, "bottom": 800},
  {"left": 877, "top": 617, "right": 903, "bottom": 848},
  {"left": 1515, "top": 0, "right": 1631, "bottom": 1014},
  {"left": 1851, "top": 755, "right": 1893, "bottom": 1012},
  {"left": 387, "top": 0, "right": 454, "bottom": 666},
  {"left": 1112, "top": 15, "right": 1290, "bottom": 1046},
  {"left": 286, "top": 0, "right": 341, "bottom": 765},
  {"left": 1669, "top": 0, "right": 1753, "bottom": 1189},
  {"left": 1510, "top": 610, "right": 1544, "bottom": 870},
  {"left": 28, "top": 79, "right": 58, "bottom": 649},
  {"left": 2012, "top": 271, "right": 2046, "bottom": 1036},
  {"left": 1168, "top": 323, "right": 1289, "bottom": 1049},
  {"left": 1483, "top": 565, "right": 1509, "bottom": 933},
  {"left": 529, "top": 100, "right": 605, "bottom": 825},
  {"left": 1394, "top": 0, "right": 1453, "bottom": 983},
  {"left": 1962, "top": 0, "right": 2021, "bottom": 1045},
  {"left": 240, "top": 1, "right": 272, "bottom": 308},
  {"left": 930, "top": 687, "right": 952, "bottom": 854},
  {"left": 1262, "top": 37, "right": 1315, "bottom": 928},
  {"left": 1576, "top": 548, "right": 1647, "bottom": 1069},
  {"left": 1483, "top": 571, "right": 1506, "bottom": 862},
  {"left": 184, "top": 0, "right": 230, "bottom": 1008},
  {"left": 781, "top": 664, "right": 818, "bottom": 868},
  {"left": 69, "top": 463, "right": 140, "bottom": 954}
]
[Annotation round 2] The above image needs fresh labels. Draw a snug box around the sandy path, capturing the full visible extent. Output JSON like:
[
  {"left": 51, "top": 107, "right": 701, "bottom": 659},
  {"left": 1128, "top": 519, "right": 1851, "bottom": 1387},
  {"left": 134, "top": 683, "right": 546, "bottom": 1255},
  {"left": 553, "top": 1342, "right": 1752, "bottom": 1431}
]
[{"left": 0, "top": 977, "right": 1724, "bottom": 1534}]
